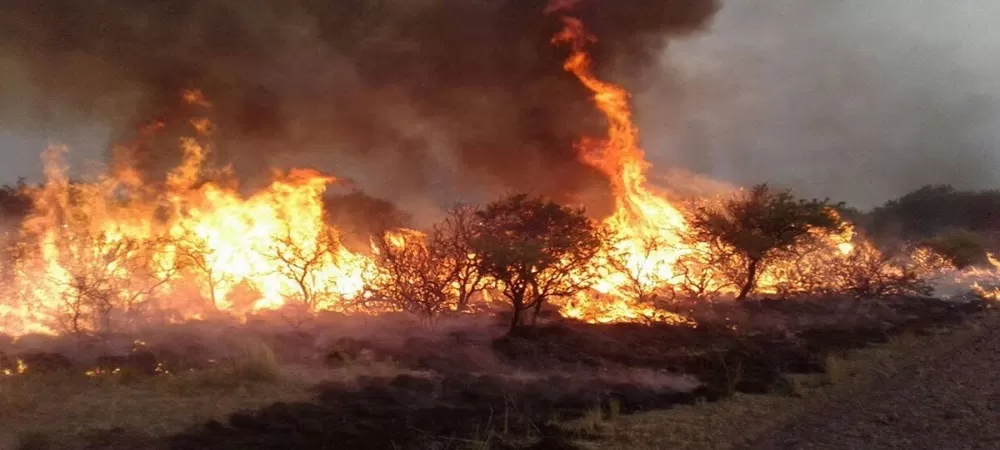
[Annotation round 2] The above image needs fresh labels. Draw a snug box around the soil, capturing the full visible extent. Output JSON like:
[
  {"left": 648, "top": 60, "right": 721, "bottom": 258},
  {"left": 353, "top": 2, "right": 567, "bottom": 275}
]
[{"left": 744, "top": 313, "right": 1000, "bottom": 450}]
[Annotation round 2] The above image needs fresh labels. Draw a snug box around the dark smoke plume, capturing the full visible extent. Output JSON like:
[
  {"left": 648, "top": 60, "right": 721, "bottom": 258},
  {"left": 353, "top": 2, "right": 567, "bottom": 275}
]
[{"left": 0, "top": 0, "right": 717, "bottom": 213}]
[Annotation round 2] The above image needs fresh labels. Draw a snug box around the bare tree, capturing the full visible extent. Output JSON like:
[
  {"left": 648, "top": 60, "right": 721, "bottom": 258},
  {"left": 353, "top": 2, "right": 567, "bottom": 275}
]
[
  {"left": 173, "top": 232, "right": 232, "bottom": 311},
  {"left": 471, "top": 194, "right": 609, "bottom": 333},
  {"left": 605, "top": 235, "right": 678, "bottom": 314},
  {"left": 50, "top": 231, "right": 178, "bottom": 334},
  {"left": 430, "top": 204, "right": 490, "bottom": 311},
  {"left": 269, "top": 226, "right": 342, "bottom": 311},
  {"left": 364, "top": 230, "right": 455, "bottom": 322}
]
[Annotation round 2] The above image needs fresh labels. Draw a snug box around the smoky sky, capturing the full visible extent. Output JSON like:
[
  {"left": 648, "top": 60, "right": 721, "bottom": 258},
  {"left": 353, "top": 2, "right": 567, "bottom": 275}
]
[
  {"left": 639, "top": 0, "right": 1000, "bottom": 208},
  {"left": 0, "top": 0, "right": 718, "bottom": 217}
]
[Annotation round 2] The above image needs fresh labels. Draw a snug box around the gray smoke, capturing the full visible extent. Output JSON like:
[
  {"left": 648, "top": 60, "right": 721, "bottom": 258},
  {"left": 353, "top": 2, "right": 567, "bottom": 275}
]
[{"left": 638, "top": 0, "right": 1000, "bottom": 208}]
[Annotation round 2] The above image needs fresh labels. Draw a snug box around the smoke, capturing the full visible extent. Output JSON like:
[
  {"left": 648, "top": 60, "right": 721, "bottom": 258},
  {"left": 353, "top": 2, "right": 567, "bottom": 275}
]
[
  {"left": 639, "top": 0, "right": 1000, "bottom": 208},
  {"left": 0, "top": 0, "right": 718, "bottom": 213}
]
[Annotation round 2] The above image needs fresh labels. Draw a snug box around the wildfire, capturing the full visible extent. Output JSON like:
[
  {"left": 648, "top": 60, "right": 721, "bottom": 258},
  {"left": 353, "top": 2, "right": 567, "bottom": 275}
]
[
  {"left": 0, "top": 92, "right": 369, "bottom": 336},
  {"left": 550, "top": 17, "right": 695, "bottom": 322},
  {"left": 1, "top": 358, "right": 27, "bottom": 376},
  {"left": 549, "top": 15, "right": 874, "bottom": 320},
  {"left": 1, "top": 13, "right": 997, "bottom": 337},
  {"left": 966, "top": 253, "right": 1000, "bottom": 301}
]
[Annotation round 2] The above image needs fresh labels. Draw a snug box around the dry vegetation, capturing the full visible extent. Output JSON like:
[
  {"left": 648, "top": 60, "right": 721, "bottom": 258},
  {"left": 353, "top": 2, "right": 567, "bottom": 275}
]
[{"left": 0, "top": 339, "right": 413, "bottom": 450}]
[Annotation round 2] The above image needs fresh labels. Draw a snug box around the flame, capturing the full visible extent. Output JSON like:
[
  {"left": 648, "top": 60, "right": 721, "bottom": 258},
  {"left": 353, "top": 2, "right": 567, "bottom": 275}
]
[
  {"left": 965, "top": 253, "right": 1000, "bottom": 301},
  {"left": 551, "top": 17, "right": 694, "bottom": 323},
  {"left": 0, "top": 94, "right": 369, "bottom": 336},
  {"left": 1, "top": 18, "right": 996, "bottom": 336},
  {"left": 1, "top": 359, "right": 27, "bottom": 377},
  {"left": 550, "top": 16, "right": 875, "bottom": 321}
]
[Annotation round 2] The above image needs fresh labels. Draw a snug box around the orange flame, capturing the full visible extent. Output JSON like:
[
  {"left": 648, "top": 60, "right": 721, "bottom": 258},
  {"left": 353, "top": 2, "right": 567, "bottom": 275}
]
[
  {"left": 551, "top": 17, "right": 695, "bottom": 323},
  {"left": 0, "top": 96, "right": 369, "bottom": 336},
  {"left": 550, "top": 16, "right": 873, "bottom": 322},
  {"left": 2, "top": 18, "right": 996, "bottom": 336}
]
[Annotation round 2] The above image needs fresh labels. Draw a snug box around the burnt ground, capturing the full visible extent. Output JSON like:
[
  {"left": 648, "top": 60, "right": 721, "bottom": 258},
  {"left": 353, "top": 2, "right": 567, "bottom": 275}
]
[{"left": 0, "top": 295, "right": 991, "bottom": 449}]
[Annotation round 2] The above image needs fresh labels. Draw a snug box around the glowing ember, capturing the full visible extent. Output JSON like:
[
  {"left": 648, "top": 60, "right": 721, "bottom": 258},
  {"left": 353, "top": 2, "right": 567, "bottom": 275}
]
[{"left": 1, "top": 359, "right": 27, "bottom": 376}]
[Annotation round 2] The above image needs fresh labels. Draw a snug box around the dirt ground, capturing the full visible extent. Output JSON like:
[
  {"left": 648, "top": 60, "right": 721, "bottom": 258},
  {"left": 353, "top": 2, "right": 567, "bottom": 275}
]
[
  {"left": 572, "top": 306, "right": 1000, "bottom": 450},
  {"left": 743, "top": 312, "right": 1000, "bottom": 450}
]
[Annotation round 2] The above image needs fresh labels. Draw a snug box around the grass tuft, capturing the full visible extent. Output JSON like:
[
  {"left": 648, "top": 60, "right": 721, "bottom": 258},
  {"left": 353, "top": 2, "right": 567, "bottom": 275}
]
[
  {"left": 229, "top": 339, "right": 281, "bottom": 383},
  {"left": 823, "top": 354, "right": 854, "bottom": 385}
]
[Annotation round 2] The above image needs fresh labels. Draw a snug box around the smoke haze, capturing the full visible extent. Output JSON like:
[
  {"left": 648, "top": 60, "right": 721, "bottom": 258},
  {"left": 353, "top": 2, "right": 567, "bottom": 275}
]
[
  {"left": 640, "top": 0, "right": 1000, "bottom": 208},
  {"left": 1, "top": 0, "right": 998, "bottom": 213},
  {"left": 0, "top": 0, "right": 717, "bottom": 218}
]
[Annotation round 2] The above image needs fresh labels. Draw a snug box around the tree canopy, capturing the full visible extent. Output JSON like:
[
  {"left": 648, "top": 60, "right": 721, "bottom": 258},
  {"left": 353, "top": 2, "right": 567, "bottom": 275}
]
[
  {"left": 689, "top": 184, "right": 843, "bottom": 301},
  {"left": 471, "top": 194, "right": 607, "bottom": 333}
]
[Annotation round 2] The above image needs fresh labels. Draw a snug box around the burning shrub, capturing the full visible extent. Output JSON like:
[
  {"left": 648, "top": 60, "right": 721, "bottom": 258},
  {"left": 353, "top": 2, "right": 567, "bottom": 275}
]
[
  {"left": 833, "top": 243, "right": 933, "bottom": 298},
  {"left": 471, "top": 194, "right": 609, "bottom": 333},
  {"left": 671, "top": 236, "right": 743, "bottom": 301},
  {"left": 364, "top": 230, "right": 456, "bottom": 322},
  {"left": 269, "top": 227, "right": 338, "bottom": 311},
  {"left": 363, "top": 205, "right": 490, "bottom": 322},
  {"left": 605, "top": 236, "right": 676, "bottom": 308},
  {"left": 41, "top": 232, "right": 179, "bottom": 334},
  {"left": 429, "top": 205, "right": 490, "bottom": 312},
  {"left": 687, "top": 184, "right": 844, "bottom": 302}
]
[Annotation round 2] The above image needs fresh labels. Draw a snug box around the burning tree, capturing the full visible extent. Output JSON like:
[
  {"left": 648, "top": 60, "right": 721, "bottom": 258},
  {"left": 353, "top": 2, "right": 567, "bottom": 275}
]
[
  {"left": 471, "top": 194, "right": 608, "bottom": 333},
  {"left": 689, "top": 184, "right": 843, "bottom": 302}
]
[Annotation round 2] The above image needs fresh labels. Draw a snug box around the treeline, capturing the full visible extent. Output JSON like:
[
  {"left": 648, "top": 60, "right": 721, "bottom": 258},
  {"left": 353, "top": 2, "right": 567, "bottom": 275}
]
[
  {"left": 845, "top": 185, "right": 1000, "bottom": 268},
  {"left": 0, "top": 179, "right": 996, "bottom": 335}
]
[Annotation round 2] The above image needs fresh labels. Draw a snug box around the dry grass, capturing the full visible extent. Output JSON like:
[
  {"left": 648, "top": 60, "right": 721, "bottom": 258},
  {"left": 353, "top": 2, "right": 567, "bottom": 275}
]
[
  {"left": 0, "top": 339, "right": 412, "bottom": 449},
  {"left": 568, "top": 310, "right": 998, "bottom": 450},
  {"left": 0, "top": 369, "right": 308, "bottom": 448}
]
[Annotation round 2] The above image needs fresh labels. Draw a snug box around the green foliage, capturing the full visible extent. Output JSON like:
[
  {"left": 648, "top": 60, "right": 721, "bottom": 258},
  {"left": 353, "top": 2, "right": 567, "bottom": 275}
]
[
  {"left": 471, "top": 194, "right": 608, "bottom": 333},
  {"left": 867, "top": 184, "right": 1000, "bottom": 242},
  {"left": 0, "top": 179, "right": 33, "bottom": 222},
  {"left": 689, "top": 184, "right": 843, "bottom": 301},
  {"left": 922, "top": 230, "right": 989, "bottom": 269}
]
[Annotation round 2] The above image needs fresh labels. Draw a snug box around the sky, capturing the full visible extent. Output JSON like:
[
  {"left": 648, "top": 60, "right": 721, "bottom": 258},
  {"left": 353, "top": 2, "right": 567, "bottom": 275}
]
[
  {"left": 1, "top": 0, "right": 999, "bottom": 209},
  {"left": 638, "top": 0, "right": 1000, "bottom": 207}
]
